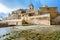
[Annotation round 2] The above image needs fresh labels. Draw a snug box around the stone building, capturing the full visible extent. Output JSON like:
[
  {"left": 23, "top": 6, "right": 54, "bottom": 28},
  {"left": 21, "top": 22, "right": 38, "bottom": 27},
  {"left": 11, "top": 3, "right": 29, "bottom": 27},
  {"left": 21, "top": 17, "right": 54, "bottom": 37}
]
[{"left": 1, "top": 3, "right": 60, "bottom": 26}]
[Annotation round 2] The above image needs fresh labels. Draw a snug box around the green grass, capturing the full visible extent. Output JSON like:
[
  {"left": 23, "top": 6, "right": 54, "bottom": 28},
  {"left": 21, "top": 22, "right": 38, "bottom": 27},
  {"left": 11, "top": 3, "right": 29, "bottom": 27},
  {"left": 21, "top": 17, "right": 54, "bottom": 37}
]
[{"left": 2, "top": 29, "right": 60, "bottom": 40}]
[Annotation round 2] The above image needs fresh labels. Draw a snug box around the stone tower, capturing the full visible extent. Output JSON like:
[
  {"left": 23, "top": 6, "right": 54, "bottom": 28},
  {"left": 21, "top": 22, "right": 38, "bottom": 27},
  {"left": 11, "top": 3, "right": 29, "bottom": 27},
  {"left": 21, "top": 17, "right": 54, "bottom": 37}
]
[{"left": 29, "top": 3, "right": 34, "bottom": 10}]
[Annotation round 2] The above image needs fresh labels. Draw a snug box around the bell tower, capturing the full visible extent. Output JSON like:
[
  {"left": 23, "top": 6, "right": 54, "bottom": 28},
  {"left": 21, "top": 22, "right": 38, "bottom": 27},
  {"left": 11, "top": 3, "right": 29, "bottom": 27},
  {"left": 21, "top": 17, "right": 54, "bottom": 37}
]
[{"left": 29, "top": 3, "right": 34, "bottom": 10}]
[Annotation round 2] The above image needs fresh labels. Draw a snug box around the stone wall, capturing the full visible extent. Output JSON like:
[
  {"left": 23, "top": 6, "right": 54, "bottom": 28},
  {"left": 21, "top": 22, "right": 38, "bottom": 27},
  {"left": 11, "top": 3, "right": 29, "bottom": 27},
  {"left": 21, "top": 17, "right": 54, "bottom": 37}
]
[
  {"left": 0, "top": 23, "right": 8, "bottom": 27},
  {"left": 38, "top": 7, "right": 58, "bottom": 19},
  {"left": 24, "top": 14, "right": 50, "bottom": 25}
]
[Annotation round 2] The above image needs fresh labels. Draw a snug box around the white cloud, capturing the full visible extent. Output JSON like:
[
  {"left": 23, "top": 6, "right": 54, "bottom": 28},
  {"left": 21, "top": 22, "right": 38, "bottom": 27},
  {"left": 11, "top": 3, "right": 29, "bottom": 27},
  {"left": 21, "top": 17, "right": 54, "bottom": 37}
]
[
  {"left": 0, "top": 3, "right": 11, "bottom": 13},
  {"left": 0, "top": 3, "right": 25, "bottom": 14}
]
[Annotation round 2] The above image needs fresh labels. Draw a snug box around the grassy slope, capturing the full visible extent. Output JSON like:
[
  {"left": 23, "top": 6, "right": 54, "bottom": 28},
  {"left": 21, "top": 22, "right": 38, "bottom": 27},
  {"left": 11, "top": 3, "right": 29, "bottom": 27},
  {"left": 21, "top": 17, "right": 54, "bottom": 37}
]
[{"left": 1, "top": 25, "right": 60, "bottom": 40}]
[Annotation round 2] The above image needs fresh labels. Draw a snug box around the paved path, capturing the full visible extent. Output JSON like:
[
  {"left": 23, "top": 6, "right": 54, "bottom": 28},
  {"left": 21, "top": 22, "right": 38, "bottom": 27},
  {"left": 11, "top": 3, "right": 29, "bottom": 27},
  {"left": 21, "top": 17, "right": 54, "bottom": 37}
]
[{"left": 13, "top": 25, "right": 60, "bottom": 30}]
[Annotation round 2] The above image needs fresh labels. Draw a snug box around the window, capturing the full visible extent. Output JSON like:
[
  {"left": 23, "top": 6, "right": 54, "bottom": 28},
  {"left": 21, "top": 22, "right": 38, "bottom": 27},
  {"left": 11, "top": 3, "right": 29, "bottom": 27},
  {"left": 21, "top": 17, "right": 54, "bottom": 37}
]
[
  {"left": 29, "top": 13, "right": 34, "bottom": 16},
  {"left": 21, "top": 10, "right": 26, "bottom": 13}
]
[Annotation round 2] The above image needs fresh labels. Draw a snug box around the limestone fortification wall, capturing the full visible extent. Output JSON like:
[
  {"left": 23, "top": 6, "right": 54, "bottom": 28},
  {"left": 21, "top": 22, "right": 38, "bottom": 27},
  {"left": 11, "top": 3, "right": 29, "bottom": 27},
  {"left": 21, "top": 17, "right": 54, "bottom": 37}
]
[
  {"left": 1, "top": 3, "right": 60, "bottom": 26},
  {"left": 24, "top": 14, "right": 50, "bottom": 25}
]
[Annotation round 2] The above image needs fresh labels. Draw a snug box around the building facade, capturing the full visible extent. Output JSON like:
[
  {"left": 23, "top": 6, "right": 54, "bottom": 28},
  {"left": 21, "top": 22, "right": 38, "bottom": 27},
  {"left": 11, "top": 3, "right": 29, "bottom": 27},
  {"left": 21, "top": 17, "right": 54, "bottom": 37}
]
[{"left": 1, "top": 3, "right": 60, "bottom": 26}]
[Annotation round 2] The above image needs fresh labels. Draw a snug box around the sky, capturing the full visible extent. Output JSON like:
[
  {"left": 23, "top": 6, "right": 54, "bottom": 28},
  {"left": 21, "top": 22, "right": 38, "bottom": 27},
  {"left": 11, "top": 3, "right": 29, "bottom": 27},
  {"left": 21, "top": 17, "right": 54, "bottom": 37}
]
[{"left": 0, "top": 0, "right": 60, "bottom": 18}]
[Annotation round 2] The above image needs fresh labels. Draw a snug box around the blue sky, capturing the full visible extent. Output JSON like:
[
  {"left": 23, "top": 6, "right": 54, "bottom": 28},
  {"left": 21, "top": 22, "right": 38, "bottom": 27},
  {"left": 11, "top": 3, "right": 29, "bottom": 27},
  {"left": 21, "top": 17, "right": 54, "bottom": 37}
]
[{"left": 0, "top": 0, "right": 60, "bottom": 18}]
